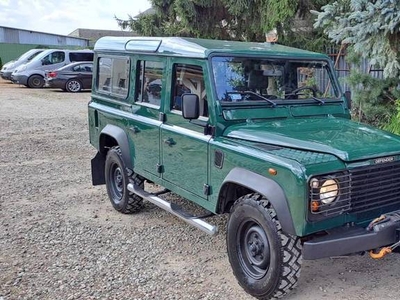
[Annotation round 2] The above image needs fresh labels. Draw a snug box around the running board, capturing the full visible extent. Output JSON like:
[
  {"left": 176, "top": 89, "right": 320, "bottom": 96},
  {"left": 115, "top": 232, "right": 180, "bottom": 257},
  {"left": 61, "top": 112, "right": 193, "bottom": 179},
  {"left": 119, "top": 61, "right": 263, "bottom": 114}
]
[{"left": 127, "top": 183, "right": 218, "bottom": 236}]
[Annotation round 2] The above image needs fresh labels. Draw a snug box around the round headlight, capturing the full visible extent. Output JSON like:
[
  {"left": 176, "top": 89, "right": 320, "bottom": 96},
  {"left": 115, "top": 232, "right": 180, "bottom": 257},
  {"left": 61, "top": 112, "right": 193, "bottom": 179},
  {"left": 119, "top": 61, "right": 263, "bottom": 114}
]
[{"left": 319, "top": 179, "right": 339, "bottom": 204}]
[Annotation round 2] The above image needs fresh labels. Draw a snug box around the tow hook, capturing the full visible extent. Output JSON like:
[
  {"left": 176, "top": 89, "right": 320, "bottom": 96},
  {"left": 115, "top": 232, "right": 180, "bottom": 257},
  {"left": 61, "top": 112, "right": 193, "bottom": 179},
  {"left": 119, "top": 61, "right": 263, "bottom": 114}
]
[
  {"left": 369, "top": 241, "right": 400, "bottom": 259},
  {"left": 367, "top": 214, "right": 400, "bottom": 259}
]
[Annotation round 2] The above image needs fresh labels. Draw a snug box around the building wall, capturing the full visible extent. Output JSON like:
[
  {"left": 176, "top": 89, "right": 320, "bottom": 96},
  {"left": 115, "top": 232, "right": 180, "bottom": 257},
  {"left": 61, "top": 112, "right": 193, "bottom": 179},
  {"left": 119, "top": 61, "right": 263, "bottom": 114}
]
[
  {"left": 0, "top": 44, "right": 41, "bottom": 65},
  {"left": 69, "top": 28, "right": 136, "bottom": 47},
  {"left": 0, "top": 26, "right": 90, "bottom": 66}
]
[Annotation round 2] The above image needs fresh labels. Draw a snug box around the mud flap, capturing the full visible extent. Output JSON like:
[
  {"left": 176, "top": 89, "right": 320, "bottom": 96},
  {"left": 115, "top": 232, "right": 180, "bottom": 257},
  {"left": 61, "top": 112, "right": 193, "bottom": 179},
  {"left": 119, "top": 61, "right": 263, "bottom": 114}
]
[{"left": 91, "top": 152, "right": 106, "bottom": 185}]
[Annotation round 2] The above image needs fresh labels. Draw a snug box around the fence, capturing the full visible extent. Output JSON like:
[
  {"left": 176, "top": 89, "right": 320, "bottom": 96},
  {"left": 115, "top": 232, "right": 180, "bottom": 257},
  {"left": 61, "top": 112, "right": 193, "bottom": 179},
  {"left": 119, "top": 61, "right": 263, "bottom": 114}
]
[{"left": 325, "top": 44, "right": 384, "bottom": 92}]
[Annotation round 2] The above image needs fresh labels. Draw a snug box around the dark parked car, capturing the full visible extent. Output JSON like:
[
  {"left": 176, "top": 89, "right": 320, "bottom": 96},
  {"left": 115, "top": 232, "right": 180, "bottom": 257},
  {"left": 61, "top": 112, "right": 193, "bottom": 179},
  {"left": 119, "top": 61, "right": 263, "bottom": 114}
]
[{"left": 45, "top": 62, "right": 93, "bottom": 92}]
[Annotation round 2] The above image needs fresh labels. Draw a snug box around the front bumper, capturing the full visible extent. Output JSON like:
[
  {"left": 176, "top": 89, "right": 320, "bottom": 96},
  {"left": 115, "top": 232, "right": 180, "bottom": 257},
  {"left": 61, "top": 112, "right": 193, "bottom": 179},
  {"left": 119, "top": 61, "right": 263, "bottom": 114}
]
[
  {"left": 11, "top": 74, "right": 28, "bottom": 85},
  {"left": 1, "top": 71, "right": 12, "bottom": 80},
  {"left": 303, "top": 211, "right": 400, "bottom": 259}
]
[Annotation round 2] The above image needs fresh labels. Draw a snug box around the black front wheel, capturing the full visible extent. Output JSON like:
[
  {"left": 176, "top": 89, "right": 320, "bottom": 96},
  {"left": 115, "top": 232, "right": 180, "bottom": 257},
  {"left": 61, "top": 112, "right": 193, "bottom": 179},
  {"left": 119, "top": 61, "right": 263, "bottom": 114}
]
[
  {"left": 105, "top": 147, "right": 144, "bottom": 214},
  {"left": 27, "top": 75, "right": 45, "bottom": 88},
  {"left": 227, "top": 193, "right": 302, "bottom": 299}
]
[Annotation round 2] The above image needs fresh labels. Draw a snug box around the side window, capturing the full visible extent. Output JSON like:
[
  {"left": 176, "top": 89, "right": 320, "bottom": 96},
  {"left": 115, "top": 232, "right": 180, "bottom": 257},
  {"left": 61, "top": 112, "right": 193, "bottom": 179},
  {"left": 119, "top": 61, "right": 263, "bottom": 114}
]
[
  {"left": 98, "top": 57, "right": 112, "bottom": 92},
  {"left": 69, "top": 52, "right": 94, "bottom": 62},
  {"left": 136, "top": 60, "right": 164, "bottom": 107},
  {"left": 82, "top": 64, "right": 93, "bottom": 72},
  {"left": 97, "top": 57, "right": 129, "bottom": 99},
  {"left": 173, "top": 64, "right": 208, "bottom": 117},
  {"left": 112, "top": 58, "right": 129, "bottom": 97},
  {"left": 42, "top": 51, "right": 65, "bottom": 65},
  {"left": 72, "top": 64, "right": 92, "bottom": 72},
  {"left": 51, "top": 51, "right": 65, "bottom": 64}
]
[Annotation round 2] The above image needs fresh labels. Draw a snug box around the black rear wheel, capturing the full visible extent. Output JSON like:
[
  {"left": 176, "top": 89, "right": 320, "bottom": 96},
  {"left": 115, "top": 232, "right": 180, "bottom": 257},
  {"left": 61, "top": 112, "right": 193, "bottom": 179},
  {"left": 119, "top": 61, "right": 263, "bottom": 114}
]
[
  {"left": 105, "top": 147, "right": 144, "bottom": 213},
  {"left": 227, "top": 193, "right": 302, "bottom": 299}
]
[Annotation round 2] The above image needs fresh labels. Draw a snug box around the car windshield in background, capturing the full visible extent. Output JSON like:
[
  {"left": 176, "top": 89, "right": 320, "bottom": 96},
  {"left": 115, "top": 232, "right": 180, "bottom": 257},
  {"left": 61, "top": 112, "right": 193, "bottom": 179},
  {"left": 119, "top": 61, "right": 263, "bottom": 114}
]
[{"left": 211, "top": 56, "right": 340, "bottom": 105}]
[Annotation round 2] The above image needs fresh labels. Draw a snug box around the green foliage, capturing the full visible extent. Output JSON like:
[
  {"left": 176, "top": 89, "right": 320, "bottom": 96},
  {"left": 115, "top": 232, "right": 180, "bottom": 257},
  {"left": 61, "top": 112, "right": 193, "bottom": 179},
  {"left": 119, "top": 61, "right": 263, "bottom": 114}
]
[
  {"left": 0, "top": 57, "right": 2, "bottom": 70},
  {"left": 314, "top": 1, "right": 400, "bottom": 130},
  {"left": 314, "top": 0, "right": 400, "bottom": 78},
  {"left": 347, "top": 70, "right": 400, "bottom": 128},
  {"left": 116, "top": 0, "right": 333, "bottom": 51},
  {"left": 384, "top": 100, "right": 400, "bottom": 135},
  {"left": 344, "top": 49, "right": 400, "bottom": 128}
]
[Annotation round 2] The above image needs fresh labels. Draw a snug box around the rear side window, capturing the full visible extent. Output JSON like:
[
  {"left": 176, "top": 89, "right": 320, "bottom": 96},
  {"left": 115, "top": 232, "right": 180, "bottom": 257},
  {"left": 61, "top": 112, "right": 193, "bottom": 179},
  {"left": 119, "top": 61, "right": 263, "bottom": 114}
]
[
  {"left": 97, "top": 56, "right": 130, "bottom": 99},
  {"left": 69, "top": 52, "right": 94, "bottom": 62},
  {"left": 72, "top": 63, "right": 93, "bottom": 72},
  {"left": 136, "top": 60, "right": 164, "bottom": 107}
]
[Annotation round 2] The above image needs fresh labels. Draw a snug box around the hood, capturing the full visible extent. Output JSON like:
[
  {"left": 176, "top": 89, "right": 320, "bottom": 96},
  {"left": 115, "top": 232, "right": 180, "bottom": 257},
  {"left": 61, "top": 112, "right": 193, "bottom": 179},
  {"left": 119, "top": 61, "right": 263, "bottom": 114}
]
[
  {"left": 224, "top": 117, "right": 400, "bottom": 161},
  {"left": 1, "top": 60, "right": 15, "bottom": 70}
]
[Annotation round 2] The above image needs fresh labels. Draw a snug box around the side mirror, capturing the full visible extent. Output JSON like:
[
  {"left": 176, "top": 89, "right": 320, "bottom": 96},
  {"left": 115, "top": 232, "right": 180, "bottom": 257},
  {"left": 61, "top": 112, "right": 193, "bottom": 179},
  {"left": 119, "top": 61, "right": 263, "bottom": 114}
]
[
  {"left": 182, "top": 94, "right": 199, "bottom": 120},
  {"left": 344, "top": 91, "right": 352, "bottom": 110}
]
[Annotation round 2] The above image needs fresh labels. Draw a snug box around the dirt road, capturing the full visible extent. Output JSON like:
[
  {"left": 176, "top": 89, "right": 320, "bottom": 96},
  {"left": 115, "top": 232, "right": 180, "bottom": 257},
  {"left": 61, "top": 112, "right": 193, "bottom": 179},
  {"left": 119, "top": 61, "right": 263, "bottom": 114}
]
[{"left": 1, "top": 78, "right": 399, "bottom": 300}]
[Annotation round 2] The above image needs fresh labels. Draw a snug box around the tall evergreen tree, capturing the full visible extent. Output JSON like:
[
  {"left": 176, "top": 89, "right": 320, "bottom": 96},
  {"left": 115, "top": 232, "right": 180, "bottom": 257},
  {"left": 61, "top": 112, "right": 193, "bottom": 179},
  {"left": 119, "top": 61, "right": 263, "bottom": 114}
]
[
  {"left": 314, "top": 0, "right": 400, "bottom": 130},
  {"left": 314, "top": 0, "right": 400, "bottom": 78},
  {"left": 116, "top": 0, "right": 331, "bottom": 51}
]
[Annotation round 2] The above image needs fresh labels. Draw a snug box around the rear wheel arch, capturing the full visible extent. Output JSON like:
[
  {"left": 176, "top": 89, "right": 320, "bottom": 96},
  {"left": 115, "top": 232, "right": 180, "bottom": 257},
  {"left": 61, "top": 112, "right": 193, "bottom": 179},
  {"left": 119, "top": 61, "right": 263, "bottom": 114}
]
[
  {"left": 217, "top": 167, "right": 296, "bottom": 235},
  {"left": 99, "top": 124, "right": 133, "bottom": 170}
]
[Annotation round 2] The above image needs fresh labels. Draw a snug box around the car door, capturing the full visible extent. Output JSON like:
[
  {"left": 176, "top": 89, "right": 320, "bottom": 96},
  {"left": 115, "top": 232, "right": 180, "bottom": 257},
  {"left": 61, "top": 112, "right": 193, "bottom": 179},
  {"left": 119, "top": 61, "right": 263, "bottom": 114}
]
[
  {"left": 79, "top": 63, "right": 93, "bottom": 88},
  {"left": 126, "top": 58, "right": 164, "bottom": 178},
  {"left": 161, "top": 62, "right": 211, "bottom": 199}
]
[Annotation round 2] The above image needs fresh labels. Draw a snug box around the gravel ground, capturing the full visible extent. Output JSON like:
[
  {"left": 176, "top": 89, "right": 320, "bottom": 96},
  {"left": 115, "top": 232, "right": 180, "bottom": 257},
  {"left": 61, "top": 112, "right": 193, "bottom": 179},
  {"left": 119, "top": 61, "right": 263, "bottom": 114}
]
[{"left": 1, "top": 78, "right": 400, "bottom": 300}]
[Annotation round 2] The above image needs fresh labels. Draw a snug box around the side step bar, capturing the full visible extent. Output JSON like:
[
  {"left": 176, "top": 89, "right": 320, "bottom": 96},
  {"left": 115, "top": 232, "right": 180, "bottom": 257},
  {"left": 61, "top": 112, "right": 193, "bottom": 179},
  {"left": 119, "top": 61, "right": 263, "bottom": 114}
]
[{"left": 127, "top": 183, "right": 218, "bottom": 236}]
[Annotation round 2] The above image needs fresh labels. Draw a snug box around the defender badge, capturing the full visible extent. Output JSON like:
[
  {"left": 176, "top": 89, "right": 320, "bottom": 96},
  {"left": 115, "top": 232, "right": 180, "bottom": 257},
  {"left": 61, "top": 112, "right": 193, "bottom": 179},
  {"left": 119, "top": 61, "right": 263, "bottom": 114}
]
[{"left": 374, "top": 156, "right": 395, "bottom": 164}]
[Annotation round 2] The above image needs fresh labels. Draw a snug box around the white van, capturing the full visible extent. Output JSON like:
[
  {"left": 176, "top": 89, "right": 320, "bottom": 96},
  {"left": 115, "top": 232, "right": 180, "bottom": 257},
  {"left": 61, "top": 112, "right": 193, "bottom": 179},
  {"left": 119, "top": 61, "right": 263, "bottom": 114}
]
[
  {"left": 11, "top": 49, "right": 93, "bottom": 88},
  {"left": 0, "top": 49, "right": 44, "bottom": 80}
]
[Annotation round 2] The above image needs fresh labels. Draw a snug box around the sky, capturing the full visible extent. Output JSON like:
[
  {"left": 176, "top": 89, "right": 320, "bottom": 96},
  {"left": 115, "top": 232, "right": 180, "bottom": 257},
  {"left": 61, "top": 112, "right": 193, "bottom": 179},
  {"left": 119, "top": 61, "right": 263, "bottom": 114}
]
[{"left": 0, "top": 0, "right": 152, "bottom": 36}]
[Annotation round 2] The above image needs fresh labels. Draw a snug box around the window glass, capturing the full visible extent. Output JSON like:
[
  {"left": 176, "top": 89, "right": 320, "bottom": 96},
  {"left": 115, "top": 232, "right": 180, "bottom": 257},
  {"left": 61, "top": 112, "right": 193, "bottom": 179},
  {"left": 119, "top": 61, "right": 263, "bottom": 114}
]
[
  {"left": 98, "top": 57, "right": 112, "bottom": 92},
  {"left": 111, "top": 58, "right": 130, "bottom": 97},
  {"left": 73, "top": 63, "right": 93, "bottom": 72},
  {"left": 136, "top": 61, "right": 164, "bottom": 107},
  {"left": 97, "top": 57, "right": 129, "bottom": 98},
  {"left": 42, "top": 51, "right": 65, "bottom": 65},
  {"left": 69, "top": 52, "right": 94, "bottom": 62},
  {"left": 173, "top": 64, "right": 208, "bottom": 117},
  {"left": 211, "top": 57, "right": 339, "bottom": 104}
]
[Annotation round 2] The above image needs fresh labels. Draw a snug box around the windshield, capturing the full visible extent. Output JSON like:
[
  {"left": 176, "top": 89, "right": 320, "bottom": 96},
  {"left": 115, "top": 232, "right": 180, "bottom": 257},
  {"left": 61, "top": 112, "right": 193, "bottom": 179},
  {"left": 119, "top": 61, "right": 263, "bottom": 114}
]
[
  {"left": 211, "top": 56, "right": 340, "bottom": 104},
  {"left": 17, "top": 50, "right": 43, "bottom": 62}
]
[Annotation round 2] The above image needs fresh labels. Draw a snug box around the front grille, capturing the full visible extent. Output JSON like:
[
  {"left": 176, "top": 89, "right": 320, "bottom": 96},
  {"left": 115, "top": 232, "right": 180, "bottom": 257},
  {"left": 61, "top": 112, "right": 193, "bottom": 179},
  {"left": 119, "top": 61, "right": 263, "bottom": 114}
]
[{"left": 350, "top": 161, "right": 400, "bottom": 213}]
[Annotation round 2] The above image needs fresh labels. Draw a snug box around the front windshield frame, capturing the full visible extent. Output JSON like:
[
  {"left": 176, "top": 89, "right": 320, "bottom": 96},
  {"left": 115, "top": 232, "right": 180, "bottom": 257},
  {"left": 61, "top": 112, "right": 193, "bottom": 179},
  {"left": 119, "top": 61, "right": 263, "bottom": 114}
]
[{"left": 210, "top": 55, "right": 342, "bottom": 106}]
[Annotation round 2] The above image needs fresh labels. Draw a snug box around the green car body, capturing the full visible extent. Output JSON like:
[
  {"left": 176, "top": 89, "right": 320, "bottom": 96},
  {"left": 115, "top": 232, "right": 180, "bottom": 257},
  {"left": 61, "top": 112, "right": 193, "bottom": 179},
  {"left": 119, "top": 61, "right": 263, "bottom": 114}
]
[{"left": 89, "top": 36, "right": 400, "bottom": 299}]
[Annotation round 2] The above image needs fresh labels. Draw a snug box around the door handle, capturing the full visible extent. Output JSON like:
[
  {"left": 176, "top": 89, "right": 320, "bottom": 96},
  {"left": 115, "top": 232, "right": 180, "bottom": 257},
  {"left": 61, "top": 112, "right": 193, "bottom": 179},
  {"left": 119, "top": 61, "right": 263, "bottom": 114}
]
[
  {"left": 129, "top": 126, "right": 140, "bottom": 134},
  {"left": 163, "top": 138, "right": 176, "bottom": 146}
]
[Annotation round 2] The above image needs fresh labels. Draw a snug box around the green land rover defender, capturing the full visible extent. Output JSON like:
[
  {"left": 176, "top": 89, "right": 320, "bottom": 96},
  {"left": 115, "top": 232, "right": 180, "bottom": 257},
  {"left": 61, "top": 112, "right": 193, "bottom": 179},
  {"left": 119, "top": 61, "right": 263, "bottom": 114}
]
[{"left": 88, "top": 36, "right": 400, "bottom": 299}]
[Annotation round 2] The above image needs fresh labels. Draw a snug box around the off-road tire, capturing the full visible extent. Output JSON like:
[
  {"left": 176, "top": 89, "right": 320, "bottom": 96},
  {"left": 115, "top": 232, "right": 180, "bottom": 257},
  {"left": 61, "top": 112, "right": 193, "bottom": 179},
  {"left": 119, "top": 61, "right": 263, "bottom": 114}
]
[
  {"left": 27, "top": 75, "right": 45, "bottom": 88},
  {"left": 105, "top": 147, "right": 144, "bottom": 214},
  {"left": 227, "top": 193, "right": 302, "bottom": 300}
]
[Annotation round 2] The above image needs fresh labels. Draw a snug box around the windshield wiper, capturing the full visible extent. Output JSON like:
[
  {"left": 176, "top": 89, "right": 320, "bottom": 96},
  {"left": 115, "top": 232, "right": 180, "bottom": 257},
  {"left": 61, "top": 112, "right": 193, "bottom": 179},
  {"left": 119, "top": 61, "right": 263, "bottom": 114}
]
[
  {"left": 311, "top": 96, "right": 325, "bottom": 105},
  {"left": 227, "top": 91, "right": 277, "bottom": 106}
]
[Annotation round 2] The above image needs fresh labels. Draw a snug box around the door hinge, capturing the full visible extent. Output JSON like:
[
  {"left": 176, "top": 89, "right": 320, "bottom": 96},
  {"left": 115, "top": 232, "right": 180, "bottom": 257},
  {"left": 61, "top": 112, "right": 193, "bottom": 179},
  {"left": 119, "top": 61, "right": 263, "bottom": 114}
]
[
  {"left": 203, "top": 184, "right": 211, "bottom": 196},
  {"left": 156, "top": 164, "right": 164, "bottom": 174}
]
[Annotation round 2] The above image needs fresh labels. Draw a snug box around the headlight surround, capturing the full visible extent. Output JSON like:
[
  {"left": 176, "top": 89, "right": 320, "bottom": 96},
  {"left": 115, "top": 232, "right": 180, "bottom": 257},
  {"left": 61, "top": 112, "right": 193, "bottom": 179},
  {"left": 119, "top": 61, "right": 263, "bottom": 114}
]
[{"left": 308, "top": 172, "right": 351, "bottom": 219}]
